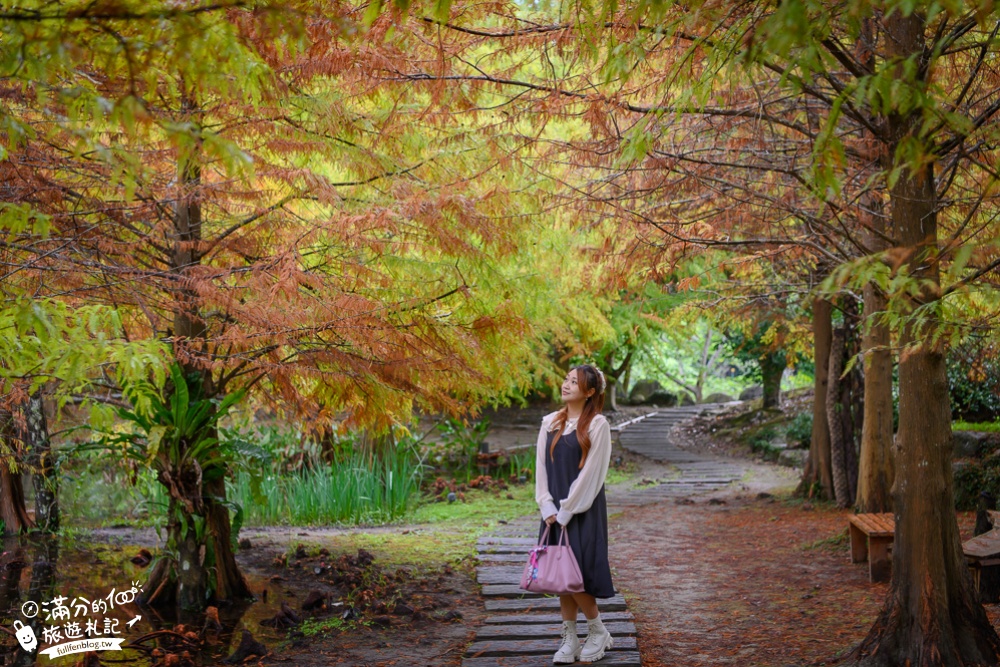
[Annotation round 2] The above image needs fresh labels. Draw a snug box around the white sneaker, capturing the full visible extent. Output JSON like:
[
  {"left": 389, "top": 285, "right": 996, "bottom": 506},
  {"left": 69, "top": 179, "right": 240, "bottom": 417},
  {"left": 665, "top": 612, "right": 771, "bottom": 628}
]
[
  {"left": 579, "top": 617, "right": 613, "bottom": 663},
  {"left": 553, "top": 621, "right": 581, "bottom": 664}
]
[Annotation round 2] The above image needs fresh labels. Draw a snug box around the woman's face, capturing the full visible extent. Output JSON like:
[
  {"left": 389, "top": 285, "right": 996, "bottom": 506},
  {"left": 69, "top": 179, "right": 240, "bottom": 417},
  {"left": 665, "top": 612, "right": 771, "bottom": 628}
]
[{"left": 560, "top": 369, "right": 592, "bottom": 404}]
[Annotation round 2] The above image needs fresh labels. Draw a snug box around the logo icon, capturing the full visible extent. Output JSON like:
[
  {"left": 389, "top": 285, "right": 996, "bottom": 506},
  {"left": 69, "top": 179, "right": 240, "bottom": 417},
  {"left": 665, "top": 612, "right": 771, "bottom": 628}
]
[{"left": 13, "top": 620, "right": 37, "bottom": 652}]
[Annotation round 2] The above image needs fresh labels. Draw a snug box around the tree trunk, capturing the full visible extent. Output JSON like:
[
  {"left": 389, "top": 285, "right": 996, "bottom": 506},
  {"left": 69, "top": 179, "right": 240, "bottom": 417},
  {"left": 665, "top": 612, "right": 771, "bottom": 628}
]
[
  {"left": 856, "top": 240, "right": 895, "bottom": 512},
  {"left": 153, "top": 107, "right": 251, "bottom": 612},
  {"left": 854, "top": 13, "right": 1000, "bottom": 662},
  {"left": 759, "top": 351, "right": 784, "bottom": 409},
  {"left": 799, "top": 298, "right": 834, "bottom": 499},
  {"left": 22, "top": 392, "right": 58, "bottom": 532},
  {"left": 828, "top": 326, "right": 851, "bottom": 508},
  {"left": 205, "top": 475, "right": 253, "bottom": 603},
  {"left": 0, "top": 410, "right": 32, "bottom": 535}
]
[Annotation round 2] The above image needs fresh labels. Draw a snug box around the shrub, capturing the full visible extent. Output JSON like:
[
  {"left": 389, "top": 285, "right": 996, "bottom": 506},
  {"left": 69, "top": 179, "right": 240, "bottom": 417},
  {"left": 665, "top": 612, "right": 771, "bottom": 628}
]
[
  {"left": 786, "top": 412, "right": 812, "bottom": 447},
  {"left": 953, "top": 451, "right": 1000, "bottom": 511},
  {"left": 948, "top": 342, "right": 1000, "bottom": 422}
]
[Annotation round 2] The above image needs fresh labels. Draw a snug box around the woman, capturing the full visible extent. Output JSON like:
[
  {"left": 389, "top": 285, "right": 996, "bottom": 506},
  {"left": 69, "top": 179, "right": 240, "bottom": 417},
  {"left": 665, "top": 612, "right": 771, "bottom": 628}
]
[{"left": 535, "top": 364, "right": 614, "bottom": 664}]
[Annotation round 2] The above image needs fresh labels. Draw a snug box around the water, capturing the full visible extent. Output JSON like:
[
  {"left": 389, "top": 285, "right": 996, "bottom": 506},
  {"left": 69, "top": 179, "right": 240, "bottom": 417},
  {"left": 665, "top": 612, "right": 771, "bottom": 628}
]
[{"left": 0, "top": 536, "right": 290, "bottom": 666}]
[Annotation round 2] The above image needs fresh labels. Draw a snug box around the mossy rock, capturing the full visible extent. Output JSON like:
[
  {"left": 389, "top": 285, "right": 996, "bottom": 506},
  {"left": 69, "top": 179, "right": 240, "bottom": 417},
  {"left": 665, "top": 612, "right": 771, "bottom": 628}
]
[{"left": 703, "top": 392, "right": 735, "bottom": 404}]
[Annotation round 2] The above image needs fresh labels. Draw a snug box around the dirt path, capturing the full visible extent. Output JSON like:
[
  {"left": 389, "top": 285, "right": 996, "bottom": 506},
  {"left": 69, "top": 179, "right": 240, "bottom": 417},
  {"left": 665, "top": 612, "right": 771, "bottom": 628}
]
[{"left": 606, "top": 410, "right": 993, "bottom": 667}]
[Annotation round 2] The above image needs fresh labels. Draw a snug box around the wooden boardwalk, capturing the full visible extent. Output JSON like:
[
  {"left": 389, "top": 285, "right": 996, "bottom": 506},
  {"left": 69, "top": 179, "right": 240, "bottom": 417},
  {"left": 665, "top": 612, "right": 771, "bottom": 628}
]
[{"left": 462, "top": 404, "right": 742, "bottom": 667}]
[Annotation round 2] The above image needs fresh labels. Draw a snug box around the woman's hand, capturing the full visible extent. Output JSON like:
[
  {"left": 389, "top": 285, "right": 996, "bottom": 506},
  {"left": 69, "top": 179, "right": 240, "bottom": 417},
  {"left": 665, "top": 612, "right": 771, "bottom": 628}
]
[{"left": 545, "top": 514, "right": 557, "bottom": 525}]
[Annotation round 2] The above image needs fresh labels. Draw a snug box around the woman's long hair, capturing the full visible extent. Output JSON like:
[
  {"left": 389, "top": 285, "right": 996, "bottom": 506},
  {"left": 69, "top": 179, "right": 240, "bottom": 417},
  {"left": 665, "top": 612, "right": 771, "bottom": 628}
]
[{"left": 550, "top": 364, "right": 606, "bottom": 469}]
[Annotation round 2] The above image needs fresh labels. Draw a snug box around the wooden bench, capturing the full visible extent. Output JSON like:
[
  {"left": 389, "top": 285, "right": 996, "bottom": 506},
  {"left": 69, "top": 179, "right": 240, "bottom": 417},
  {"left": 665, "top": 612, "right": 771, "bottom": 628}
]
[
  {"left": 848, "top": 513, "right": 894, "bottom": 582},
  {"left": 851, "top": 510, "right": 1000, "bottom": 594},
  {"left": 962, "top": 511, "right": 1000, "bottom": 603}
]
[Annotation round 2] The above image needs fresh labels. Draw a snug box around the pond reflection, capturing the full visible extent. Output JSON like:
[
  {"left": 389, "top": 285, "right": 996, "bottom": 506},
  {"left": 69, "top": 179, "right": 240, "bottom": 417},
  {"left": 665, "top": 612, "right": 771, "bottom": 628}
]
[{"left": 1, "top": 536, "right": 282, "bottom": 666}]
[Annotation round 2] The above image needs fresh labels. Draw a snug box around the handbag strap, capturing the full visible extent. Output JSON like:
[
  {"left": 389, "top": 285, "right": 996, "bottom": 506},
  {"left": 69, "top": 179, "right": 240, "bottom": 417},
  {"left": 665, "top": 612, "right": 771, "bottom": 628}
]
[
  {"left": 538, "top": 523, "right": 552, "bottom": 547},
  {"left": 558, "top": 524, "right": 570, "bottom": 547}
]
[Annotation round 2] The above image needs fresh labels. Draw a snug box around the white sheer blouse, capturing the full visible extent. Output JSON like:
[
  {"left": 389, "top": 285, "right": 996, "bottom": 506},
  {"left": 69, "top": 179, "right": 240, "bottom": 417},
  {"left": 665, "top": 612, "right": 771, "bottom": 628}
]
[{"left": 534, "top": 411, "right": 612, "bottom": 526}]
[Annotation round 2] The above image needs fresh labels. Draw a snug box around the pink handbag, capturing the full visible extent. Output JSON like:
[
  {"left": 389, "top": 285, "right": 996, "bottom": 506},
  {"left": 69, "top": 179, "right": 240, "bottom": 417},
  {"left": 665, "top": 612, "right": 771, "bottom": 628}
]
[{"left": 519, "top": 524, "right": 585, "bottom": 594}]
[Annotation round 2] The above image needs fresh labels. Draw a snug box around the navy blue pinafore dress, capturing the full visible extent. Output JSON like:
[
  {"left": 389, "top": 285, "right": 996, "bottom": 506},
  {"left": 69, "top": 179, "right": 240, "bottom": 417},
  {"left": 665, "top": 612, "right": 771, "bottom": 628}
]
[{"left": 538, "top": 427, "right": 615, "bottom": 598}]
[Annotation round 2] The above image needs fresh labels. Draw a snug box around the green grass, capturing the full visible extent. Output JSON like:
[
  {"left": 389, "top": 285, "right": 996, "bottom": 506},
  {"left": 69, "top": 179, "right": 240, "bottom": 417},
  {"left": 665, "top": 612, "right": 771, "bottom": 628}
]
[
  {"left": 954, "top": 421, "right": 1000, "bottom": 433},
  {"left": 230, "top": 447, "right": 422, "bottom": 526}
]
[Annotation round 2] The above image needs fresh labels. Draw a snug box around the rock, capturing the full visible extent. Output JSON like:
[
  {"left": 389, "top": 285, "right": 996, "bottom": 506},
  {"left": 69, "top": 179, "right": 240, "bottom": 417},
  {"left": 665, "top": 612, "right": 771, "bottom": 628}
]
[
  {"left": 953, "top": 430, "right": 1000, "bottom": 459},
  {"left": 778, "top": 449, "right": 809, "bottom": 468},
  {"left": 372, "top": 616, "right": 392, "bottom": 627},
  {"left": 679, "top": 393, "right": 696, "bottom": 406},
  {"left": 439, "top": 610, "right": 463, "bottom": 621},
  {"left": 629, "top": 379, "right": 663, "bottom": 404},
  {"left": 703, "top": 392, "right": 735, "bottom": 404},
  {"left": 740, "top": 385, "right": 764, "bottom": 401},
  {"left": 647, "top": 390, "right": 679, "bottom": 407},
  {"left": 447, "top": 491, "right": 457, "bottom": 503},
  {"left": 238, "top": 538, "right": 253, "bottom": 550}
]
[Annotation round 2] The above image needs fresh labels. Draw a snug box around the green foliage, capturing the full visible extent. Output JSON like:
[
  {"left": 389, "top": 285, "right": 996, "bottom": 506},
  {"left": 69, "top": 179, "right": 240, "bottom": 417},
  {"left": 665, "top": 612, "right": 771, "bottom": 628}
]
[
  {"left": 300, "top": 615, "right": 371, "bottom": 636},
  {"left": 953, "top": 454, "right": 1000, "bottom": 511},
  {"left": 0, "top": 298, "right": 168, "bottom": 414},
  {"left": 423, "top": 418, "right": 491, "bottom": 479},
  {"left": 60, "top": 462, "right": 167, "bottom": 527},
  {"left": 747, "top": 425, "right": 779, "bottom": 454},
  {"left": 228, "top": 443, "right": 421, "bottom": 525},
  {"left": 954, "top": 421, "right": 1000, "bottom": 433},
  {"left": 786, "top": 412, "right": 813, "bottom": 447},
  {"left": 93, "top": 364, "right": 246, "bottom": 482},
  {"left": 948, "top": 343, "right": 1000, "bottom": 422}
]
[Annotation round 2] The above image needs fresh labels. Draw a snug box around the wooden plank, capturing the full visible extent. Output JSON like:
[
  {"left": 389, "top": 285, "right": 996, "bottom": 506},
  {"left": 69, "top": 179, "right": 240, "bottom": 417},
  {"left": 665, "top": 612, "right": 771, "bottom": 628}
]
[
  {"left": 478, "top": 566, "right": 527, "bottom": 584},
  {"left": 466, "top": 636, "right": 637, "bottom": 656},
  {"left": 476, "top": 559, "right": 527, "bottom": 584},
  {"left": 849, "top": 513, "right": 894, "bottom": 537},
  {"left": 482, "top": 584, "right": 551, "bottom": 596},
  {"left": 483, "top": 611, "right": 634, "bottom": 625},
  {"left": 463, "top": 651, "right": 642, "bottom": 667},
  {"left": 478, "top": 545, "right": 534, "bottom": 555},
  {"left": 474, "top": 621, "right": 636, "bottom": 640},
  {"left": 963, "top": 530, "right": 1000, "bottom": 559},
  {"left": 485, "top": 596, "right": 628, "bottom": 612},
  {"left": 478, "top": 537, "right": 538, "bottom": 546},
  {"left": 477, "top": 553, "right": 529, "bottom": 564}
]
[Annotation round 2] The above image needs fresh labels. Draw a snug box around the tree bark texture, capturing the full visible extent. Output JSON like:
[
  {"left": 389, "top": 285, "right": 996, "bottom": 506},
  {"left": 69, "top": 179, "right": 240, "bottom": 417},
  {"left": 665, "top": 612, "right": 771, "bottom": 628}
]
[
  {"left": 857, "top": 281, "right": 895, "bottom": 513},
  {"left": 854, "top": 13, "right": 1000, "bottom": 663},
  {"left": 152, "top": 117, "right": 251, "bottom": 612},
  {"left": 0, "top": 410, "right": 32, "bottom": 535},
  {"left": 799, "top": 298, "right": 834, "bottom": 499},
  {"left": 828, "top": 326, "right": 852, "bottom": 508},
  {"left": 759, "top": 351, "right": 784, "bottom": 409},
  {"left": 205, "top": 475, "right": 252, "bottom": 603},
  {"left": 22, "top": 392, "right": 58, "bottom": 532}
]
